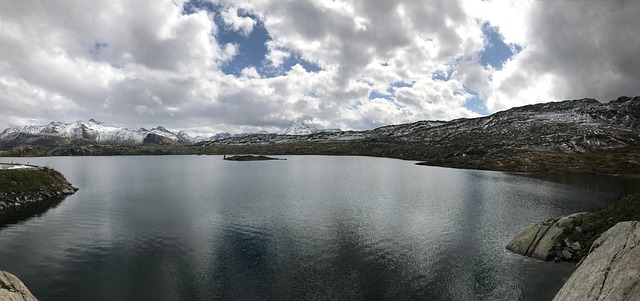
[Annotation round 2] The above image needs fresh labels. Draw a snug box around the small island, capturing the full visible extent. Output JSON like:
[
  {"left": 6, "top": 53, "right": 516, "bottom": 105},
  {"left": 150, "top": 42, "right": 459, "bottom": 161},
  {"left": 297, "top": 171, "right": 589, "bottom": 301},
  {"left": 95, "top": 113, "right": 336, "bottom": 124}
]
[{"left": 223, "top": 155, "right": 285, "bottom": 161}]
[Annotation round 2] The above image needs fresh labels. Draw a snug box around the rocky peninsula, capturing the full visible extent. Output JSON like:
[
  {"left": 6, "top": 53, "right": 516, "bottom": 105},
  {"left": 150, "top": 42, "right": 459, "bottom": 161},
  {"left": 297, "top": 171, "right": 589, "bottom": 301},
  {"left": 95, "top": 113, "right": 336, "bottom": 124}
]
[{"left": 0, "top": 163, "right": 78, "bottom": 218}]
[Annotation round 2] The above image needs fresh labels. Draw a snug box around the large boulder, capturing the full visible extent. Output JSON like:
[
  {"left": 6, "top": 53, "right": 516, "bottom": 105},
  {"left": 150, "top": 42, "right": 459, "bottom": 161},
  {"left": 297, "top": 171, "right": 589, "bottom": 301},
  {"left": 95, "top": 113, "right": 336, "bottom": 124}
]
[
  {"left": 553, "top": 221, "right": 640, "bottom": 301},
  {"left": 506, "top": 212, "right": 592, "bottom": 261},
  {"left": 0, "top": 271, "right": 37, "bottom": 301}
]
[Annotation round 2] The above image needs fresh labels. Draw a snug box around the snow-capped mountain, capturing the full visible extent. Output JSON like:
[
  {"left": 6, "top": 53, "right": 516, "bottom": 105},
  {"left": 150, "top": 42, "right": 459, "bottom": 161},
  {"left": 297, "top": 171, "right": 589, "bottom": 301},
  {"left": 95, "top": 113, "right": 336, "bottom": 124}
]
[
  {"left": 0, "top": 119, "right": 274, "bottom": 146},
  {"left": 0, "top": 118, "right": 146, "bottom": 144},
  {"left": 276, "top": 121, "right": 341, "bottom": 135},
  {"left": 0, "top": 119, "right": 203, "bottom": 145},
  {"left": 276, "top": 121, "right": 318, "bottom": 135}
]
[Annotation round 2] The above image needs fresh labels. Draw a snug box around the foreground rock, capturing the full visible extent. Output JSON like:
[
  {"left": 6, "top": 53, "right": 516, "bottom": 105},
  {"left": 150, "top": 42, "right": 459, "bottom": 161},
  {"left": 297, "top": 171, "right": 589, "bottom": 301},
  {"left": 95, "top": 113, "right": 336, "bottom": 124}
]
[
  {"left": 506, "top": 212, "right": 591, "bottom": 262},
  {"left": 552, "top": 221, "right": 640, "bottom": 301},
  {"left": 0, "top": 271, "right": 37, "bottom": 301}
]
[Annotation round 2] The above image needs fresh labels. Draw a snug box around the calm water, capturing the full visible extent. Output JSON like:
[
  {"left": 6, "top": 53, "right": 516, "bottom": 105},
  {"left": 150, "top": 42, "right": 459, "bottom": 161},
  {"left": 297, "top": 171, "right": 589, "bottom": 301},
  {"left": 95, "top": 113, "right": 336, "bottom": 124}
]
[{"left": 0, "top": 156, "right": 638, "bottom": 300}]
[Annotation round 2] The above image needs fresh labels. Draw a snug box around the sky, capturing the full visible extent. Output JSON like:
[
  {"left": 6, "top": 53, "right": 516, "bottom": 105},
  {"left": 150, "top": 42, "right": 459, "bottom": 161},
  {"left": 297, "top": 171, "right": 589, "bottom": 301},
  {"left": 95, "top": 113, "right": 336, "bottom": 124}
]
[{"left": 1, "top": 0, "right": 639, "bottom": 136}]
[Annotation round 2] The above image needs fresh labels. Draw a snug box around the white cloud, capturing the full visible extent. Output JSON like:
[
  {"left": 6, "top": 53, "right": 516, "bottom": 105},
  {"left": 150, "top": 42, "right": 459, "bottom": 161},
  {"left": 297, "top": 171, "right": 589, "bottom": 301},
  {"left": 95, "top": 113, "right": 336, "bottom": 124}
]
[
  {"left": 265, "top": 40, "right": 290, "bottom": 67},
  {"left": 221, "top": 6, "right": 257, "bottom": 35}
]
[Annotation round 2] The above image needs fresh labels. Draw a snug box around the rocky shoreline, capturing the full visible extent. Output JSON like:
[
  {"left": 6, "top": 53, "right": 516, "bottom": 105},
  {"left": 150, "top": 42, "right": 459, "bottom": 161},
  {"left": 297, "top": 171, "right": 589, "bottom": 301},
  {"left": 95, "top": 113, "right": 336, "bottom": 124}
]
[
  {"left": 507, "top": 193, "right": 640, "bottom": 263},
  {"left": 506, "top": 193, "right": 640, "bottom": 300}
]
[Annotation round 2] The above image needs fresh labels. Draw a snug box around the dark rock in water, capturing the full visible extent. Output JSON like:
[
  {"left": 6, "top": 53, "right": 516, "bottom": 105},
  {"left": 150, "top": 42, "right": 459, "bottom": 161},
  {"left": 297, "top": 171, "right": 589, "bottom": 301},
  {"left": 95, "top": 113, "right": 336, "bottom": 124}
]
[
  {"left": 553, "top": 257, "right": 561, "bottom": 263},
  {"left": 0, "top": 270, "right": 38, "bottom": 301},
  {"left": 223, "top": 155, "right": 285, "bottom": 161},
  {"left": 562, "top": 250, "right": 573, "bottom": 260},
  {"left": 506, "top": 212, "right": 593, "bottom": 261},
  {"left": 552, "top": 221, "right": 640, "bottom": 301}
]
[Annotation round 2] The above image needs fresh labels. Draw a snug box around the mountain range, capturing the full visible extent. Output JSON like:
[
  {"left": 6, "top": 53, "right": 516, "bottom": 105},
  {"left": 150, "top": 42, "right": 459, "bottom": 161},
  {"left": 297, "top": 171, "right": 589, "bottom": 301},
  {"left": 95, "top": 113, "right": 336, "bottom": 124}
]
[
  {"left": 1, "top": 96, "right": 639, "bottom": 175},
  {"left": 0, "top": 119, "right": 334, "bottom": 148}
]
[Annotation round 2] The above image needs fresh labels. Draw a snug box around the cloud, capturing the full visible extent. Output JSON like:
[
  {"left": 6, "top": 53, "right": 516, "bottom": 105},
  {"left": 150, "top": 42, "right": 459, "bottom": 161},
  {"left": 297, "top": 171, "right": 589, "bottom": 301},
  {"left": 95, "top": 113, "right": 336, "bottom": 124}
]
[{"left": 0, "top": 0, "right": 638, "bottom": 135}]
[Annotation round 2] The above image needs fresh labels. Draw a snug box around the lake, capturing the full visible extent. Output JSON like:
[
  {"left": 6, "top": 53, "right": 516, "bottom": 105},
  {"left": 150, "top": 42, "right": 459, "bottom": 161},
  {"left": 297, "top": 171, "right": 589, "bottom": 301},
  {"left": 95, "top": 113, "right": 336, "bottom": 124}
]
[{"left": 0, "top": 156, "right": 638, "bottom": 300}]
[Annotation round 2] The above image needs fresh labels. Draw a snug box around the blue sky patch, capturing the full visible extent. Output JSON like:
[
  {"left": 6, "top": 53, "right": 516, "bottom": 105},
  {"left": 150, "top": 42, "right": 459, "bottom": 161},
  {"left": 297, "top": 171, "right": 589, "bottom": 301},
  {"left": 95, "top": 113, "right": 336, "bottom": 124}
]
[
  {"left": 463, "top": 87, "right": 490, "bottom": 115},
  {"left": 267, "top": 52, "right": 322, "bottom": 76},
  {"left": 432, "top": 70, "right": 453, "bottom": 81},
  {"left": 391, "top": 81, "right": 414, "bottom": 88},
  {"left": 183, "top": 0, "right": 321, "bottom": 78},
  {"left": 369, "top": 90, "right": 392, "bottom": 100},
  {"left": 480, "top": 23, "right": 522, "bottom": 70}
]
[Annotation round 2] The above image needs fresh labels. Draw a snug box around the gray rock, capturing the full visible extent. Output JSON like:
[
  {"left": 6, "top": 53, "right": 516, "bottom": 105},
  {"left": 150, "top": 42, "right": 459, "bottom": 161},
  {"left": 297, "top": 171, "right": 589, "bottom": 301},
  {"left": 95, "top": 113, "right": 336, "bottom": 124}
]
[
  {"left": 506, "top": 224, "right": 545, "bottom": 256},
  {"left": 553, "top": 221, "right": 640, "bottom": 301},
  {"left": 570, "top": 241, "right": 581, "bottom": 251},
  {"left": 0, "top": 271, "right": 38, "bottom": 301},
  {"left": 562, "top": 250, "right": 572, "bottom": 259},
  {"left": 556, "top": 212, "right": 590, "bottom": 228},
  {"left": 575, "top": 226, "right": 583, "bottom": 233},
  {"left": 564, "top": 238, "right": 572, "bottom": 248},
  {"left": 530, "top": 225, "right": 564, "bottom": 260}
]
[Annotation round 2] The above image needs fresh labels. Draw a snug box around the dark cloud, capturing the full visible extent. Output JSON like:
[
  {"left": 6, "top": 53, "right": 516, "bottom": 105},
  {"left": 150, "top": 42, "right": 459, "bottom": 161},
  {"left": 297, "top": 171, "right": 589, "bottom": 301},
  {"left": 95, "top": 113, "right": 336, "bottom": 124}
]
[{"left": 487, "top": 1, "right": 640, "bottom": 110}]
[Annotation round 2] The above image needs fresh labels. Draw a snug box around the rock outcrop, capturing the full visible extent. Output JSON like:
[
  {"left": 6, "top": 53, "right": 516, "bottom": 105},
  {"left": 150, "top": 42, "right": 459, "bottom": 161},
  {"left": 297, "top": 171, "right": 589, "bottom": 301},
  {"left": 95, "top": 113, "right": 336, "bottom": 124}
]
[
  {"left": 552, "top": 221, "right": 640, "bottom": 301},
  {"left": 506, "top": 212, "right": 592, "bottom": 261},
  {"left": 0, "top": 271, "right": 37, "bottom": 301}
]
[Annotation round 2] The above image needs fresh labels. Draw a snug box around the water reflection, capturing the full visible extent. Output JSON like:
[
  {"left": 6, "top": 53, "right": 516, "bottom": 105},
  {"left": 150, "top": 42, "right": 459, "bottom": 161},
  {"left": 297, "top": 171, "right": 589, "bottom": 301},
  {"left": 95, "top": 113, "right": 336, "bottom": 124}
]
[{"left": 0, "top": 196, "right": 66, "bottom": 230}]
